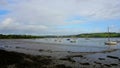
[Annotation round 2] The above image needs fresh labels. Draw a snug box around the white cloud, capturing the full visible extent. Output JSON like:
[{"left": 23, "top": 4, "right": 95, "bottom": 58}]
[
  {"left": 7, "top": 0, "right": 120, "bottom": 25},
  {"left": 1, "top": 18, "right": 13, "bottom": 26},
  {"left": 0, "top": 0, "right": 120, "bottom": 35},
  {"left": 0, "top": 18, "right": 48, "bottom": 34}
]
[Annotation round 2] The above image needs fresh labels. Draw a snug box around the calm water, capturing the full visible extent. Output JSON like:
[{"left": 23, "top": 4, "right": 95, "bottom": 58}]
[
  {"left": 0, "top": 38, "right": 120, "bottom": 52},
  {"left": 26, "top": 38, "right": 120, "bottom": 52}
]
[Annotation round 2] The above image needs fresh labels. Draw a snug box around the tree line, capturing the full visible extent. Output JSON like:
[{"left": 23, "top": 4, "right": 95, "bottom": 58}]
[
  {"left": 75, "top": 32, "right": 120, "bottom": 38},
  {"left": 0, "top": 34, "right": 44, "bottom": 39},
  {"left": 0, "top": 32, "right": 120, "bottom": 39}
]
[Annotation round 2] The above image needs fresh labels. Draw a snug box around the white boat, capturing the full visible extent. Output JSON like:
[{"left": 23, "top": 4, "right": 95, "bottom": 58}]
[
  {"left": 70, "top": 39, "right": 76, "bottom": 43},
  {"left": 70, "top": 36, "right": 77, "bottom": 43},
  {"left": 105, "top": 27, "right": 117, "bottom": 45},
  {"left": 105, "top": 41, "right": 117, "bottom": 45}
]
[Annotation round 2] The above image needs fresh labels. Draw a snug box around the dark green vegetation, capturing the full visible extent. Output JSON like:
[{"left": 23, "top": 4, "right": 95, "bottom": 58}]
[
  {"left": 69, "top": 32, "right": 120, "bottom": 38},
  {"left": 0, "top": 32, "right": 120, "bottom": 39},
  {"left": 0, "top": 34, "right": 44, "bottom": 39}
]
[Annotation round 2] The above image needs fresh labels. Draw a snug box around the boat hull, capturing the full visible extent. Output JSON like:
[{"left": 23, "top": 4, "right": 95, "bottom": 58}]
[{"left": 105, "top": 41, "right": 117, "bottom": 45}]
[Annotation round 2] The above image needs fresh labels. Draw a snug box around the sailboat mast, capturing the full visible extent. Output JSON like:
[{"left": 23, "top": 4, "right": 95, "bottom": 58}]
[
  {"left": 108, "top": 27, "right": 110, "bottom": 41},
  {"left": 105, "top": 26, "right": 117, "bottom": 45}
]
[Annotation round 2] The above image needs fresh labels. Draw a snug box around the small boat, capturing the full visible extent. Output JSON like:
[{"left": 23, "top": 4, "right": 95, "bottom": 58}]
[
  {"left": 70, "top": 37, "right": 77, "bottom": 43},
  {"left": 105, "top": 41, "right": 117, "bottom": 45},
  {"left": 105, "top": 27, "right": 117, "bottom": 45},
  {"left": 70, "top": 40, "right": 76, "bottom": 43},
  {"left": 66, "top": 38, "right": 70, "bottom": 41}
]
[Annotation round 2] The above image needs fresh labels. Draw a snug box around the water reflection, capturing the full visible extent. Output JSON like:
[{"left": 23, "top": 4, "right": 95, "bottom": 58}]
[{"left": 106, "top": 45, "right": 117, "bottom": 50}]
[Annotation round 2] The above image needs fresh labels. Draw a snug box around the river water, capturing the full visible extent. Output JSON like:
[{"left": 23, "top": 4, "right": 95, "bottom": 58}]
[
  {"left": 29, "top": 38, "right": 120, "bottom": 52},
  {"left": 0, "top": 38, "right": 120, "bottom": 52}
]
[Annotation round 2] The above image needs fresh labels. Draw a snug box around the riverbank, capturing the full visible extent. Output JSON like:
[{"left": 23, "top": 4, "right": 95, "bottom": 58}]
[
  {"left": 0, "top": 49, "right": 52, "bottom": 68},
  {"left": 0, "top": 49, "right": 75, "bottom": 68},
  {"left": 0, "top": 49, "right": 120, "bottom": 68}
]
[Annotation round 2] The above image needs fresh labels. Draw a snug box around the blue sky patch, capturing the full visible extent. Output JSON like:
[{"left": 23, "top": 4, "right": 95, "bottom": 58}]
[
  {"left": 0, "top": 10, "right": 10, "bottom": 15},
  {"left": 65, "top": 15, "right": 86, "bottom": 22}
]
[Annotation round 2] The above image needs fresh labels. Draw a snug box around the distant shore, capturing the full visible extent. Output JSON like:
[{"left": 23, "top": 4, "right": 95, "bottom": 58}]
[{"left": 0, "top": 32, "right": 120, "bottom": 39}]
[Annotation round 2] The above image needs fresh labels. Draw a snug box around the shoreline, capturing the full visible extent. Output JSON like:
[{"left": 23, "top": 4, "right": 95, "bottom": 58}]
[{"left": 1, "top": 48, "right": 120, "bottom": 68}]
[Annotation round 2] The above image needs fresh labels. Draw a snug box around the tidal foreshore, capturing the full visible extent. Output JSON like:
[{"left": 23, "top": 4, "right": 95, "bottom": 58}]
[{"left": 0, "top": 39, "right": 120, "bottom": 68}]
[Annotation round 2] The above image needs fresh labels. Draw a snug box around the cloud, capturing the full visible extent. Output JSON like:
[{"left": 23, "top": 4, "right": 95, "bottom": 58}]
[
  {"left": 0, "top": 18, "right": 48, "bottom": 34},
  {"left": 1, "top": 18, "right": 13, "bottom": 25},
  {"left": 0, "top": 0, "right": 120, "bottom": 35},
  {"left": 0, "top": 0, "right": 7, "bottom": 5},
  {"left": 7, "top": 0, "right": 120, "bottom": 24}
]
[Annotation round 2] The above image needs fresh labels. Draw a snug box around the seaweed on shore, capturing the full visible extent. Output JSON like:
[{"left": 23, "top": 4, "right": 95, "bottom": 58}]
[
  {"left": 0, "top": 50, "right": 24, "bottom": 66},
  {"left": 0, "top": 50, "right": 52, "bottom": 68}
]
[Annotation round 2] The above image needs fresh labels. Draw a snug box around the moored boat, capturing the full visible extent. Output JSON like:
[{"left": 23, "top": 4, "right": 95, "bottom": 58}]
[
  {"left": 105, "top": 41, "right": 117, "bottom": 45},
  {"left": 105, "top": 27, "right": 117, "bottom": 45}
]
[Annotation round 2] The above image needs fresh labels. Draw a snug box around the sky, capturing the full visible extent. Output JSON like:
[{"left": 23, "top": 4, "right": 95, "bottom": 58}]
[{"left": 0, "top": 0, "right": 120, "bottom": 35}]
